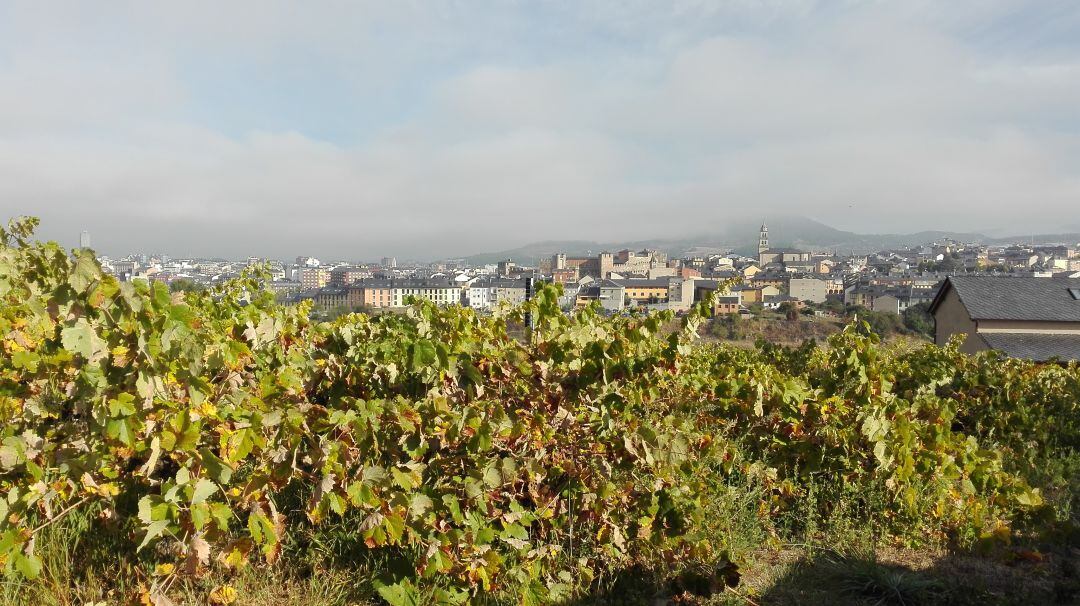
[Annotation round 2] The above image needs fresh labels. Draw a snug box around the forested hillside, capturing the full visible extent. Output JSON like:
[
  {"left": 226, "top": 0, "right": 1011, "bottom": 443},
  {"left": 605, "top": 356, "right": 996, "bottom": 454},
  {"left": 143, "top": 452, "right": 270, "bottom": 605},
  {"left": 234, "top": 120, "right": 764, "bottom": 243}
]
[{"left": 1, "top": 218, "right": 1077, "bottom": 605}]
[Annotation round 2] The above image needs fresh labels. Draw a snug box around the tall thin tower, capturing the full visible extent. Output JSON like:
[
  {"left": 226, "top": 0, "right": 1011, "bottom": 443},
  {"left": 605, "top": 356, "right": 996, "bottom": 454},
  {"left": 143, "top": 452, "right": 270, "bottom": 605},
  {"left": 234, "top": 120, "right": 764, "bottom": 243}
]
[
  {"left": 79, "top": 230, "right": 91, "bottom": 249},
  {"left": 758, "top": 222, "right": 769, "bottom": 256}
]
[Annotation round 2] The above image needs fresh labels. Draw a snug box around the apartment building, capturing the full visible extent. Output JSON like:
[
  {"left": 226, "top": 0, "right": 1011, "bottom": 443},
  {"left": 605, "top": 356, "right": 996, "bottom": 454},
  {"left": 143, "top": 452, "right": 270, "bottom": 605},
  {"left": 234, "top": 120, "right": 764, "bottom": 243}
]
[{"left": 390, "top": 279, "right": 461, "bottom": 308}]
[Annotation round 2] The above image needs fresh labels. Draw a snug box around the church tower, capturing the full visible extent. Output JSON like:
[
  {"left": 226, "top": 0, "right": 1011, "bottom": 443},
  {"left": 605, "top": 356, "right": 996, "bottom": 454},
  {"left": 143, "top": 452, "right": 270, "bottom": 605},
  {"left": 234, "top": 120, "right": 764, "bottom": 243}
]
[{"left": 758, "top": 222, "right": 769, "bottom": 256}]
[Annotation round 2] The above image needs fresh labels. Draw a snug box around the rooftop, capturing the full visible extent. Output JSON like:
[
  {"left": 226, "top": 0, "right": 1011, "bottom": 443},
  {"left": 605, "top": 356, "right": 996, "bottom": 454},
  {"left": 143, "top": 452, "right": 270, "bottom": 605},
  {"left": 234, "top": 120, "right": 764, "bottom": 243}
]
[
  {"left": 930, "top": 276, "right": 1080, "bottom": 322},
  {"left": 979, "top": 333, "right": 1080, "bottom": 362}
]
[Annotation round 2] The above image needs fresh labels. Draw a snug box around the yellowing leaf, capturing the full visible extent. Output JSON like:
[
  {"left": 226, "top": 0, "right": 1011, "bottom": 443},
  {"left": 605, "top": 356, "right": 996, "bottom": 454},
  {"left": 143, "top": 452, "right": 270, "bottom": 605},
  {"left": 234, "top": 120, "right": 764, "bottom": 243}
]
[{"left": 208, "top": 585, "right": 238, "bottom": 605}]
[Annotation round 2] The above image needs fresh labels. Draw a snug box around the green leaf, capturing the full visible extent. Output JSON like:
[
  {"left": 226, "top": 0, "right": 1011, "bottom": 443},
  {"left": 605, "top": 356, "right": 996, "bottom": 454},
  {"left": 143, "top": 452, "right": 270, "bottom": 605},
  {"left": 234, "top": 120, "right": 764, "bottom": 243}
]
[
  {"left": 13, "top": 552, "right": 42, "bottom": 579},
  {"left": 138, "top": 519, "right": 170, "bottom": 551},
  {"left": 191, "top": 503, "right": 211, "bottom": 530},
  {"left": 483, "top": 463, "right": 502, "bottom": 488},
  {"left": 106, "top": 418, "right": 135, "bottom": 447},
  {"left": 375, "top": 579, "right": 421, "bottom": 606},
  {"left": 199, "top": 448, "right": 234, "bottom": 484},
  {"left": 441, "top": 494, "right": 464, "bottom": 524},
  {"left": 210, "top": 502, "right": 234, "bottom": 531},
  {"left": 409, "top": 340, "right": 437, "bottom": 372},
  {"left": 108, "top": 393, "right": 137, "bottom": 417},
  {"left": 362, "top": 465, "right": 387, "bottom": 483},
  {"left": 61, "top": 319, "right": 107, "bottom": 361},
  {"left": 872, "top": 440, "right": 888, "bottom": 465},
  {"left": 68, "top": 249, "right": 101, "bottom": 293},
  {"left": 0, "top": 437, "right": 24, "bottom": 469},
  {"left": 1015, "top": 488, "right": 1042, "bottom": 507},
  {"left": 137, "top": 496, "right": 155, "bottom": 523},
  {"left": 191, "top": 478, "right": 218, "bottom": 505},
  {"left": 10, "top": 351, "right": 38, "bottom": 372},
  {"left": 408, "top": 493, "right": 433, "bottom": 519}
]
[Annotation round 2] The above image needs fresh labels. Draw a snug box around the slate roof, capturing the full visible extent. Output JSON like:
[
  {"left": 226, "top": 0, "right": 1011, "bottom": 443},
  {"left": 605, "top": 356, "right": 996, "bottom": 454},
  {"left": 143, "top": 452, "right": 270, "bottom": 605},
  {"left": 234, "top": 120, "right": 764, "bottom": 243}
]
[
  {"left": 762, "top": 248, "right": 809, "bottom": 254},
  {"left": 929, "top": 277, "right": 1080, "bottom": 322},
  {"left": 610, "top": 278, "right": 671, "bottom": 288},
  {"left": 979, "top": 333, "right": 1080, "bottom": 362},
  {"left": 486, "top": 277, "right": 528, "bottom": 289}
]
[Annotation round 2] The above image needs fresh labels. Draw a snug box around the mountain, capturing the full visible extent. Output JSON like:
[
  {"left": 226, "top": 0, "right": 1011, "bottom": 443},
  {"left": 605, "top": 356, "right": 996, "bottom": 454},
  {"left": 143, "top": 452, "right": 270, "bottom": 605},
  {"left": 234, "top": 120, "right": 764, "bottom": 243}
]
[
  {"left": 461, "top": 216, "right": 1080, "bottom": 266},
  {"left": 985, "top": 233, "right": 1080, "bottom": 246},
  {"left": 463, "top": 216, "right": 991, "bottom": 265},
  {"left": 463, "top": 240, "right": 607, "bottom": 266}
]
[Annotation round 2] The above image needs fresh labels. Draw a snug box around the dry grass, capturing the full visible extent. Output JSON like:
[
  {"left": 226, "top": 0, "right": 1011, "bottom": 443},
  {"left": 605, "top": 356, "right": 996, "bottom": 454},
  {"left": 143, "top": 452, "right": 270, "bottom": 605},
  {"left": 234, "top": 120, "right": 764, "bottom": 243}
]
[
  {"left": 4, "top": 543, "right": 1076, "bottom": 605},
  {"left": 1, "top": 566, "right": 376, "bottom": 606},
  {"left": 723, "top": 544, "right": 1078, "bottom": 606}
]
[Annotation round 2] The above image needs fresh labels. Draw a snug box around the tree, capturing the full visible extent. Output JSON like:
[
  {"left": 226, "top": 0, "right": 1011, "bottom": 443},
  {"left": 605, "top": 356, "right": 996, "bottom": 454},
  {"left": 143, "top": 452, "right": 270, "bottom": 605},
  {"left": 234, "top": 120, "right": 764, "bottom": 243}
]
[
  {"left": 821, "top": 298, "right": 846, "bottom": 316},
  {"left": 858, "top": 309, "right": 904, "bottom": 337},
  {"left": 777, "top": 301, "right": 799, "bottom": 322},
  {"left": 903, "top": 302, "right": 934, "bottom": 338},
  {"left": 169, "top": 278, "right": 205, "bottom": 293}
]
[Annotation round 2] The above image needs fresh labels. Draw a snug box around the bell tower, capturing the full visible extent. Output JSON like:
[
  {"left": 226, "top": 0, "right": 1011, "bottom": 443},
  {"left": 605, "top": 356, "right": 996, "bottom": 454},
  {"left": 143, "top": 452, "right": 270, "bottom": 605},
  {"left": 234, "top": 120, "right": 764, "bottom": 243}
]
[{"left": 758, "top": 222, "right": 769, "bottom": 256}]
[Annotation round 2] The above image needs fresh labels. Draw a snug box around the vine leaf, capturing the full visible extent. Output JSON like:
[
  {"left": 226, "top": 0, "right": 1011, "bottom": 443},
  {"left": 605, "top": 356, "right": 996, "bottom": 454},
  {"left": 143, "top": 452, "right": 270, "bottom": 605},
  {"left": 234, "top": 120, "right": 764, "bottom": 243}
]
[
  {"left": 68, "top": 249, "right": 101, "bottom": 293},
  {"left": 139, "top": 520, "right": 170, "bottom": 551},
  {"left": 374, "top": 578, "right": 422, "bottom": 606},
  {"left": 61, "top": 318, "right": 107, "bottom": 362},
  {"left": 191, "top": 479, "right": 218, "bottom": 505}
]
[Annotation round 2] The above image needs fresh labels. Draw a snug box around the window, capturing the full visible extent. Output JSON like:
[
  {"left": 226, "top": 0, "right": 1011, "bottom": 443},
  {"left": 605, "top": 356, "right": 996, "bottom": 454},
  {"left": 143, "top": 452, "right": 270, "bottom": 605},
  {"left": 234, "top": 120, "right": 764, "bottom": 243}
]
[{"left": 1070, "top": 288, "right": 1080, "bottom": 300}]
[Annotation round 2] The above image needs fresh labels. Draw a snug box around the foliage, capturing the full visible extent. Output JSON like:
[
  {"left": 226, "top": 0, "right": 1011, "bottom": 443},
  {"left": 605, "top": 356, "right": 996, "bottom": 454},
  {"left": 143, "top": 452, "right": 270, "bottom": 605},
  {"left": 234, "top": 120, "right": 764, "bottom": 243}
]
[
  {"left": 776, "top": 302, "right": 799, "bottom": 322},
  {"left": 0, "top": 218, "right": 1076, "bottom": 604},
  {"left": 704, "top": 313, "right": 745, "bottom": 341},
  {"left": 919, "top": 252, "right": 964, "bottom": 273},
  {"left": 317, "top": 304, "right": 377, "bottom": 321},
  {"left": 169, "top": 279, "right": 207, "bottom": 294},
  {"left": 851, "top": 307, "right": 905, "bottom": 338},
  {"left": 902, "top": 302, "right": 934, "bottom": 338}
]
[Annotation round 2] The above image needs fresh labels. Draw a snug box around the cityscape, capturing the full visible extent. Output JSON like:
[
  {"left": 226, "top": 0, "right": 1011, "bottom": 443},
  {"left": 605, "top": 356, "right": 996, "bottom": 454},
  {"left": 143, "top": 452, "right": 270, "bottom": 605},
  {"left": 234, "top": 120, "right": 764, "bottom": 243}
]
[{"left": 88, "top": 220, "right": 1080, "bottom": 315}]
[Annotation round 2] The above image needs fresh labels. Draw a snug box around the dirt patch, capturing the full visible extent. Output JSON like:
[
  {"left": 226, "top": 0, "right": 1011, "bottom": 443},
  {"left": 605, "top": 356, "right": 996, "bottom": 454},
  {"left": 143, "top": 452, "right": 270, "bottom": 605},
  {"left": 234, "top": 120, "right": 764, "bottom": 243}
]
[{"left": 728, "top": 545, "right": 1079, "bottom": 605}]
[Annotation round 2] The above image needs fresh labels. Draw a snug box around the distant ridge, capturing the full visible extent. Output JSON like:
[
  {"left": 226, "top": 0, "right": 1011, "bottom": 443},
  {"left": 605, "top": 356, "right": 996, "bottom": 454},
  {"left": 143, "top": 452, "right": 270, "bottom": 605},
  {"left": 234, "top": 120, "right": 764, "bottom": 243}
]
[
  {"left": 986, "top": 233, "right": 1080, "bottom": 246},
  {"left": 461, "top": 216, "right": 1080, "bottom": 266}
]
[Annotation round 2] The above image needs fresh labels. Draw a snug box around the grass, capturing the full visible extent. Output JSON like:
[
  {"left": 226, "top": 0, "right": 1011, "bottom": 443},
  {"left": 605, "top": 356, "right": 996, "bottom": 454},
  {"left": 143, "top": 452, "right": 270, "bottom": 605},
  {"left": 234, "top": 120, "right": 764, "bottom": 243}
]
[
  {"left": 821, "top": 550, "right": 945, "bottom": 606},
  {"left": 3, "top": 527, "right": 1075, "bottom": 605}
]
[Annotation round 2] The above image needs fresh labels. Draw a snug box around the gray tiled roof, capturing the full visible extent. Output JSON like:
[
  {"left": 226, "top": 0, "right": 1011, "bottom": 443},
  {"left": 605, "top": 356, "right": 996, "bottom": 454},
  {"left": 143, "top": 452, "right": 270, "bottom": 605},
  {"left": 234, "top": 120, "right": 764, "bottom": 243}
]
[
  {"left": 610, "top": 278, "right": 671, "bottom": 288},
  {"left": 979, "top": 333, "right": 1080, "bottom": 362},
  {"left": 932, "top": 277, "right": 1080, "bottom": 321}
]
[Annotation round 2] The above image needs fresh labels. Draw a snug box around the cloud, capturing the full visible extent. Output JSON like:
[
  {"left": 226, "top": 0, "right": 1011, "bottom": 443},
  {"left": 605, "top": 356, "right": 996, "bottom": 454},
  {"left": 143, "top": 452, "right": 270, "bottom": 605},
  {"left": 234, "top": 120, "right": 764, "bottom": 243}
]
[{"left": 0, "top": 1, "right": 1078, "bottom": 258}]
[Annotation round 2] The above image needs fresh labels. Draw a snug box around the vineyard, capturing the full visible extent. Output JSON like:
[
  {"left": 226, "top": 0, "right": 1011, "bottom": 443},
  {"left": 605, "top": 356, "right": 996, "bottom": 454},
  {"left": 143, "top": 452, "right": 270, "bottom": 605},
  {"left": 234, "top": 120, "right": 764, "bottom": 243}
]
[{"left": 0, "top": 217, "right": 1078, "bottom": 605}]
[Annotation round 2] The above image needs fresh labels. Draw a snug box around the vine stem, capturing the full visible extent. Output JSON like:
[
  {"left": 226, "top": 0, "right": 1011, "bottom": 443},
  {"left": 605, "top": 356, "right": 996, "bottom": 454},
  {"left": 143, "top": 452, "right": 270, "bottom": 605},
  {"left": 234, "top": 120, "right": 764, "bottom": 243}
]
[
  {"left": 32, "top": 495, "right": 91, "bottom": 534},
  {"left": 724, "top": 585, "right": 761, "bottom": 606}
]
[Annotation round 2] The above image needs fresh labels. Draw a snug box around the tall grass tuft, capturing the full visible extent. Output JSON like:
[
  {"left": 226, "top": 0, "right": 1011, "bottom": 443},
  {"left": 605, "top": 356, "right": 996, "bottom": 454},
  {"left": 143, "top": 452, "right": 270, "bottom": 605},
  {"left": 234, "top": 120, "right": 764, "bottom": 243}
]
[{"left": 822, "top": 549, "right": 945, "bottom": 606}]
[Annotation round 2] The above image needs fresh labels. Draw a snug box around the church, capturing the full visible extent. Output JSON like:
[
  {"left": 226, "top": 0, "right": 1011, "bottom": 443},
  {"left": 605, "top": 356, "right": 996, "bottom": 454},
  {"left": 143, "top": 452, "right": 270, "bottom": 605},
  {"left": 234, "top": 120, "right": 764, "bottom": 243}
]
[{"left": 756, "top": 222, "right": 812, "bottom": 268}]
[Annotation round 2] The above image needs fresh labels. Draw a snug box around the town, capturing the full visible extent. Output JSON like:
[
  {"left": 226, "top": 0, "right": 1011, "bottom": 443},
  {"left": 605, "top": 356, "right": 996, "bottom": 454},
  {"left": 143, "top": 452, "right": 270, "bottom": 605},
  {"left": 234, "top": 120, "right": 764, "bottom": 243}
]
[{"left": 86, "top": 222, "right": 1080, "bottom": 361}]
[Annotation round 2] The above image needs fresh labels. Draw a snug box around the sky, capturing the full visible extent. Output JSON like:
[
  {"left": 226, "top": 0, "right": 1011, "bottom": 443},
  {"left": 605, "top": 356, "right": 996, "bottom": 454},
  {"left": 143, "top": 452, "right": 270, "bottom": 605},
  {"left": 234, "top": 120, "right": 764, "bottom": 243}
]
[{"left": 1, "top": 0, "right": 1079, "bottom": 260}]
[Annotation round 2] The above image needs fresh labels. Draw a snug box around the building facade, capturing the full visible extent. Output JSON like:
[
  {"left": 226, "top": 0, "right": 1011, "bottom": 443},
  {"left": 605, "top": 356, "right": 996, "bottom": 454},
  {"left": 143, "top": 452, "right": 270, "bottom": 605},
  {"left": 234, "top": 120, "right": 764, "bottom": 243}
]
[{"left": 929, "top": 276, "right": 1080, "bottom": 361}]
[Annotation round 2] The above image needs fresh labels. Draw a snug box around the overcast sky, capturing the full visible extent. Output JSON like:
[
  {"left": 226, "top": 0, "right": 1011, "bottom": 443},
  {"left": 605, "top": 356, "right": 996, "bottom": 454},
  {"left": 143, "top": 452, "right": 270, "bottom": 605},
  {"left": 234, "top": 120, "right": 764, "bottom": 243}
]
[{"left": 1, "top": 1, "right": 1078, "bottom": 260}]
